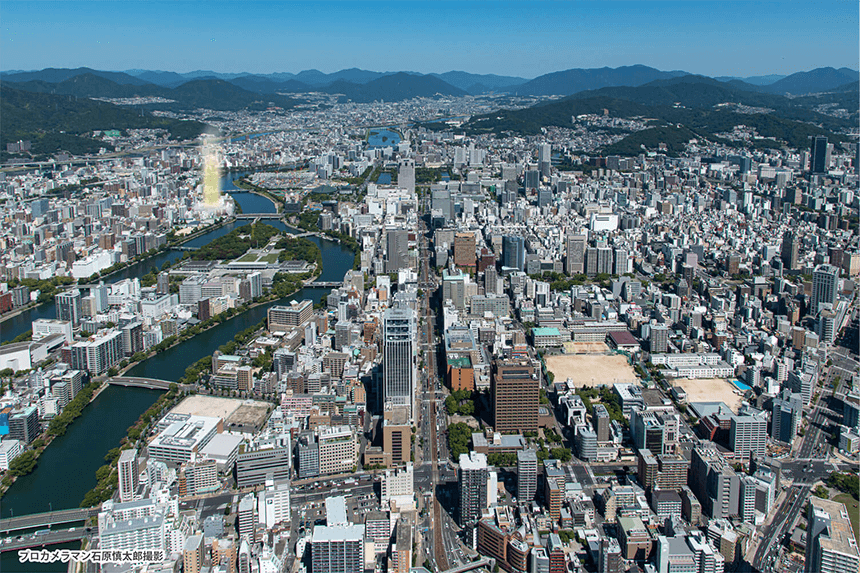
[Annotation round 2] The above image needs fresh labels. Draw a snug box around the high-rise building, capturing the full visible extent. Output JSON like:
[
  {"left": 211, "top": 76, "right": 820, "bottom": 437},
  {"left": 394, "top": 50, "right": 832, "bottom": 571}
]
[
  {"left": 516, "top": 449, "right": 537, "bottom": 502},
  {"left": 649, "top": 325, "right": 670, "bottom": 353},
  {"left": 311, "top": 524, "right": 366, "bottom": 573},
  {"left": 524, "top": 170, "right": 540, "bottom": 191},
  {"left": 118, "top": 449, "right": 139, "bottom": 503},
  {"left": 811, "top": 136, "right": 830, "bottom": 173},
  {"left": 386, "top": 229, "right": 409, "bottom": 273},
  {"left": 811, "top": 264, "right": 839, "bottom": 314},
  {"left": 502, "top": 236, "right": 526, "bottom": 271},
  {"left": 781, "top": 231, "right": 800, "bottom": 271},
  {"left": 690, "top": 444, "right": 740, "bottom": 519},
  {"left": 382, "top": 307, "right": 417, "bottom": 419},
  {"left": 237, "top": 493, "right": 257, "bottom": 542},
  {"left": 772, "top": 391, "right": 803, "bottom": 443},
  {"left": 730, "top": 413, "right": 767, "bottom": 460},
  {"left": 183, "top": 534, "right": 205, "bottom": 573},
  {"left": 594, "top": 403, "right": 611, "bottom": 442},
  {"left": 258, "top": 479, "right": 291, "bottom": 529},
  {"left": 565, "top": 235, "right": 586, "bottom": 275},
  {"left": 454, "top": 232, "right": 477, "bottom": 269},
  {"left": 318, "top": 426, "right": 357, "bottom": 476},
  {"left": 459, "top": 452, "right": 489, "bottom": 526},
  {"left": 66, "top": 330, "right": 124, "bottom": 375},
  {"left": 598, "top": 537, "right": 623, "bottom": 573},
  {"left": 398, "top": 158, "right": 415, "bottom": 193},
  {"left": 492, "top": 359, "right": 538, "bottom": 433},
  {"left": 55, "top": 289, "right": 82, "bottom": 326},
  {"left": 804, "top": 497, "right": 860, "bottom": 573}
]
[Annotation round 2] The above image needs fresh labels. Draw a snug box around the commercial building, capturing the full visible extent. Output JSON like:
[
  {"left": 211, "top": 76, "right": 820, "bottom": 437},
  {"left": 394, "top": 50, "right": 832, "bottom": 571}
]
[
  {"left": 492, "top": 359, "right": 538, "bottom": 434},
  {"left": 811, "top": 264, "right": 839, "bottom": 314},
  {"left": 258, "top": 479, "right": 291, "bottom": 529},
  {"left": 318, "top": 425, "right": 357, "bottom": 475},
  {"left": 148, "top": 414, "right": 221, "bottom": 464},
  {"left": 236, "top": 436, "right": 292, "bottom": 488},
  {"left": 268, "top": 299, "right": 313, "bottom": 331},
  {"left": 382, "top": 307, "right": 417, "bottom": 419}
]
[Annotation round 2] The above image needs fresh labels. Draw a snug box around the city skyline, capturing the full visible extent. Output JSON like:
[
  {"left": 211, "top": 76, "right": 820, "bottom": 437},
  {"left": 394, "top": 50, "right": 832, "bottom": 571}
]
[{"left": 2, "top": 1, "right": 858, "bottom": 78}]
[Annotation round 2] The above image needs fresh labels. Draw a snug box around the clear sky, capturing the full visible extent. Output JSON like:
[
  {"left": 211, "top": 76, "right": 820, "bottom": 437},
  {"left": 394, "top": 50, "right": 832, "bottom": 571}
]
[{"left": 2, "top": 1, "right": 857, "bottom": 78}]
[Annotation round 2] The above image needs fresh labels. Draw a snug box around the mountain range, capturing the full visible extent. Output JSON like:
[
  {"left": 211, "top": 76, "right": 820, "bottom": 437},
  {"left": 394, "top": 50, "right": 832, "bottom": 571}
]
[
  {"left": 2, "top": 66, "right": 857, "bottom": 105},
  {"left": 457, "top": 75, "right": 858, "bottom": 154}
]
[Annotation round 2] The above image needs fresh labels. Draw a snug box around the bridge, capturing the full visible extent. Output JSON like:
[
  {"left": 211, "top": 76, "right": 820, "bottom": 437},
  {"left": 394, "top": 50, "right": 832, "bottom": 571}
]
[
  {"left": 0, "top": 507, "right": 99, "bottom": 534},
  {"left": 235, "top": 213, "right": 283, "bottom": 220},
  {"left": 108, "top": 377, "right": 175, "bottom": 390},
  {"left": 441, "top": 557, "right": 494, "bottom": 573},
  {"left": 1, "top": 528, "right": 88, "bottom": 553},
  {"left": 172, "top": 246, "right": 198, "bottom": 251},
  {"left": 306, "top": 281, "right": 342, "bottom": 288}
]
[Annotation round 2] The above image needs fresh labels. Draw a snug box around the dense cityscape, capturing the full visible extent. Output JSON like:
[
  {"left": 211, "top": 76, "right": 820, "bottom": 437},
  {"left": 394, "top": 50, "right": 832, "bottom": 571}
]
[{"left": 0, "top": 15, "right": 859, "bottom": 573}]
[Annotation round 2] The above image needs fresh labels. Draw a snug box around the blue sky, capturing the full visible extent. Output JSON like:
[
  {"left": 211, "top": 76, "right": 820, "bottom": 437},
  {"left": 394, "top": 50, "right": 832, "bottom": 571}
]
[{"left": 2, "top": 1, "right": 857, "bottom": 78}]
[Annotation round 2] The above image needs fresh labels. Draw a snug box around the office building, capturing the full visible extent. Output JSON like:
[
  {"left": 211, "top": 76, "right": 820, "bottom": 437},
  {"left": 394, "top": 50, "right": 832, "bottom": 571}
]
[
  {"left": 459, "top": 452, "right": 489, "bottom": 525},
  {"left": 772, "top": 391, "right": 803, "bottom": 443},
  {"left": 781, "top": 231, "right": 800, "bottom": 271},
  {"left": 386, "top": 229, "right": 409, "bottom": 273},
  {"left": 398, "top": 159, "right": 415, "bottom": 193},
  {"left": 492, "top": 359, "right": 538, "bottom": 433},
  {"left": 811, "top": 264, "right": 839, "bottom": 314},
  {"left": 690, "top": 444, "right": 740, "bottom": 519},
  {"left": 730, "top": 413, "right": 767, "bottom": 459},
  {"left": 805, "top": 497, "right": 860, "bottom": 573},
  {"left": 268, "top": 300, "right": 313, "bottom": 331},
  {"left": 236, "top": 436, "right": 292, "bottom": 488},
  {"left": 517, "top": 449, "right": 538, "bottom": 502},
  {"left": 148, "top": 414, "right": 221, "bottom": 464},
  {"left": 258, "top": 479, "right": 291, "bottom": 529},
  {"left": 811, "top": 135, "right": 830, "bottom": 173},
  {"left": 237, "top": 493, "right": 256, "bottom": 542},
  {"left": 502, "top": 235, "right": 526, "bottom": 271},
  {"left": 55, "top": 289, "right": 82, "bottom": 326},
  {"left": 297, "top": 431, "right": 320, "bottom": 478},
  {"left": 650, "top": 325, "right": 670, "bottom": 353},
  {"left": 454, "top": 232, "right": 477, "bottom": 269},
  {"left": 382, "top": 307, "right": 417, "bottom": 419},
  {"left": 381, "top": 462, "right": 414, "bottom": 508},
  {"left": 565, "top": 235, "right": 586, "bottom": 275},
  {"left": 318, "top": 425, "right": 357, "bottom": 476},
  {"left": 118, "top": 448, "right": 139, "bottom": 503}
]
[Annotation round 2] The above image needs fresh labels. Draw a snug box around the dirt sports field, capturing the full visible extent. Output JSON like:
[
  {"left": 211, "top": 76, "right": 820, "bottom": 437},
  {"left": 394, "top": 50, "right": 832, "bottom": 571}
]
[
  {"left": 673, "top": 378, "right": 742, "bottom": 412},
  {"left": 546, "top": 354, "right": 638, "bottom": 387}
]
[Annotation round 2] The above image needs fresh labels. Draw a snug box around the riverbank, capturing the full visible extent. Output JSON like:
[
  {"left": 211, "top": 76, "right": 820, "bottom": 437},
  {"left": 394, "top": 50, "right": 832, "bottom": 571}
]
[
  {"left": 230, "top": 178, "right": 282, "bottom": 212},
  {"left": 0, "top": 218, "right": 231, "bottom": 331}
]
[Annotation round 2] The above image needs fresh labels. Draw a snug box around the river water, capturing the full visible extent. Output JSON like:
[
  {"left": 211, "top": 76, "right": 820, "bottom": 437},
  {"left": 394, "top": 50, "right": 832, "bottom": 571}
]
[
  {"left": 1, "top": 187, "right": 354, "bottom": 570},
  {"left": 0, "top": 176, "right": 272, "bottom": 343}
]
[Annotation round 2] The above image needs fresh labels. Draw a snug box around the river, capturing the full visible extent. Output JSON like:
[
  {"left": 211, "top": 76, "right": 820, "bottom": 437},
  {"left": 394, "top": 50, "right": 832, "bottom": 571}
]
[
  {"left": 0, "top": 176, "right": 273, "bottom": 343},
  {"left": 1, "top": 188, "right": 354, "bottom": 571}
]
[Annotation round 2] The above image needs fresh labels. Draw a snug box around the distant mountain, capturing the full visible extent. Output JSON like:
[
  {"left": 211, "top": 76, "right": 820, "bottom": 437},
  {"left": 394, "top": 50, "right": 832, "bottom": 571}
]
[
  {"left": 167, "top": 79, "right": 295, "bottom": 110},
  {"left": 510, "top": 65, "right": 691, "bottom": 96},
  {"left": 128, "top": 70, "right": 188, "bottom": 87},
  {"left": 763, "top": 67, "right": 859, "bottom": 95},
  {"left": 429, "top": 71, "right": 527, "bottom": 93},
  {"left": 461, "top": 77, "right": 849, "bottom": 151},
  {"left": 714, "top": 74, "right": 786, "bottom": 85},
  {"left": 320, "top": 72, "right": 466, "bottom": 102},
  {"left": 4, "top": 74, "right": 296, "bottom": 112},
  {"left": 0, "top": 85, "right": 209, "bottom": 157},
  {"left": 1, "top": 67, "right": 152, "bottom": 86}
]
